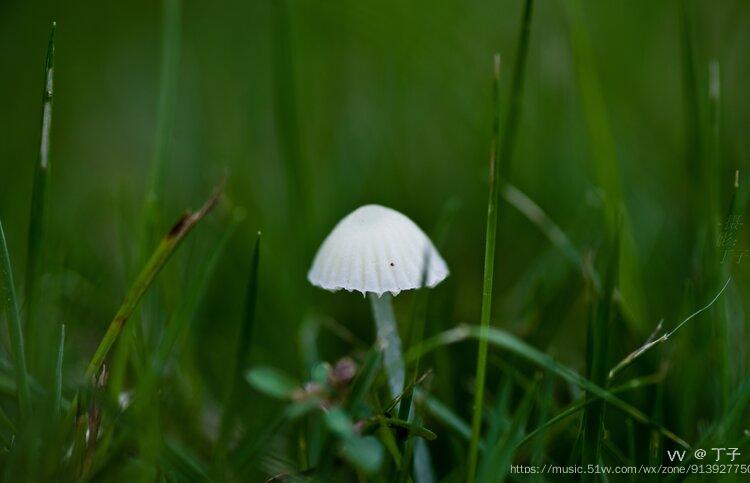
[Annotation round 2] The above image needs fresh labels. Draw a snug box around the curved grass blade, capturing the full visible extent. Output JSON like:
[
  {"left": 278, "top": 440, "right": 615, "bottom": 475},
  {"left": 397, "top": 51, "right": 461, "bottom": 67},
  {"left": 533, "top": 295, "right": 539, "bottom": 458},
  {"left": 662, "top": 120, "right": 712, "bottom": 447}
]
[
  {"left": 0, "top": 220, "right": 32, "bottom": 419},
  {"left": 501, "top": 183, "right": 645, "bottom": 328},
  {"left": 364, "top": 416, "right": 437, "bottom": 441},
  {"left": 517, "top": 372, "right": 664, "bottom": 449},
  {"left": 85, "top": 184, "right": 223, "bottom": 379},
  {"left": 502, "top": 184, "right": 591, "bottom": 285},
  {"left": 417, "top": 390, "right": 475, "bottom": 446},
  {"left": 410, "top": 325, "right": 690, "bottom": 449}
]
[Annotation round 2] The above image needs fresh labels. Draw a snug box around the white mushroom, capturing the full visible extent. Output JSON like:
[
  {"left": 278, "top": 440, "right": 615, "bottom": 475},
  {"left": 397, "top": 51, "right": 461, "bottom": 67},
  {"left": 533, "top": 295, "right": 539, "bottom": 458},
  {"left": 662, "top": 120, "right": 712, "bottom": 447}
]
[{"left": 308, "top": 204, "right": 449, "bottom": 397}]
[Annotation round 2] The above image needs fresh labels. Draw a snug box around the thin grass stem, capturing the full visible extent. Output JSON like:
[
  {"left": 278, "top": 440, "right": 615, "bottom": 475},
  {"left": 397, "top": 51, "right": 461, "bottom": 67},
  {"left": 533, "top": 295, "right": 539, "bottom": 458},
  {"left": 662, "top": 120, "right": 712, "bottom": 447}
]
[
  {"left": 54, "top": 323, "right": 65, "bottom": 418},
  {"left": 0, "top": 220, "right": 32, "bottom": 418},
  {"left": 467, "top": 53, "right": 502, "bottom": 483}
]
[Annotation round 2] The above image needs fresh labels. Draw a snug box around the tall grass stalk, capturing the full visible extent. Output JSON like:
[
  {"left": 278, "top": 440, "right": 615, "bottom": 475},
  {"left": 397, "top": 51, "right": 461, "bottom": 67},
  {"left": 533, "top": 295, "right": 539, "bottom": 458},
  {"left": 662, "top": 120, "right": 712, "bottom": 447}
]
[
  {"left": 467, "top": 53, "right": 502, "bottom": 483},
  {"left": 25, "top": 22, "right": 56, "bottom": 365},
  {"left": 0, "top": 220, "right": 32, "bottom": 419},
  {"left": 467, "top": 3, "right": 535, "bottom": 476},
  {"left": 581, "top": 230, "right": 618, "bottom": 480}
]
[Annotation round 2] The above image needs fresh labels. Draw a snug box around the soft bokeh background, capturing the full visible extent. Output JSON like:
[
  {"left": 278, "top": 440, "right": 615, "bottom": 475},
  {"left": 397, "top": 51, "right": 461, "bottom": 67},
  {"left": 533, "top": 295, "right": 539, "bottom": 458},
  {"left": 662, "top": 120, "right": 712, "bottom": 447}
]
[{"left": 1, "top": 0, "right": 750, "bottom": 478}]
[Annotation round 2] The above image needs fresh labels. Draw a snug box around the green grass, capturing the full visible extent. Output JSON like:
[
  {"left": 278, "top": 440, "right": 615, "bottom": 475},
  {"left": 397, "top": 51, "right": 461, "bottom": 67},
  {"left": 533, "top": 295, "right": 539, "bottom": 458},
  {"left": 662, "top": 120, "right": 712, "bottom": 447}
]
[
  {"left": 24, "top": 22, "right": 55, "bottom": 370},
  {"left": 0, "top": 220, "right": 31, "bottom": 420},
  {"left": 0, "top": 0, "right": 749, "bottom": 481},
  {"left": 580, "top": 225, "right": 618, "bottom": 481},
  {"left": 467, "top": 53, "right": 503, "bottom": 483},
  {"left": 85, "top": 184, "right": 223, "bottom": 380}
]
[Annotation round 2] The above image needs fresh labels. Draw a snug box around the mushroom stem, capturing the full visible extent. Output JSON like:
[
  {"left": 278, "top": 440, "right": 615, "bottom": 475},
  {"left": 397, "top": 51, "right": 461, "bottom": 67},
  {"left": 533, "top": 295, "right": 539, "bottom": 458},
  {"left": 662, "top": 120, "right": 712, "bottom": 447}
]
[{"left": 369, "top": 293, "right": 405, "bottom": 399}]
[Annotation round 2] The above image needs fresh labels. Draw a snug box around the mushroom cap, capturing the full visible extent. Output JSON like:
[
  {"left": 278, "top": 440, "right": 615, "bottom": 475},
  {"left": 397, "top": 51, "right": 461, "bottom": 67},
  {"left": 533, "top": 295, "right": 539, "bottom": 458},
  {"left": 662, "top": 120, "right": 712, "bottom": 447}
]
[{"left": 308, "top": 204, "right": 449, "bottom": 296}]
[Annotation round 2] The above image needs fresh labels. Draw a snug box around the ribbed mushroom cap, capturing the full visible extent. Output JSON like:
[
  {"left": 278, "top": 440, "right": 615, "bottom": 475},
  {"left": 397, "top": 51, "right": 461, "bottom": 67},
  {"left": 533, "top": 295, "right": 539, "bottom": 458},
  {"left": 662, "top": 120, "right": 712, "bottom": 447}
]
[{"left": 308, "top": 204, "right": 449, "bottom": 296}]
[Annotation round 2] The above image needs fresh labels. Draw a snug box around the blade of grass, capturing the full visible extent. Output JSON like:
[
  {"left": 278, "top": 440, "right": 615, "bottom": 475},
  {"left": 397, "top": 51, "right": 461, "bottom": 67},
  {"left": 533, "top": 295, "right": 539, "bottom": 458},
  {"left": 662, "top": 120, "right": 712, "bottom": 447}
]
[
  {"left": 127, "top": 207, "right": 244, "bottom": 474},
  {"left": 84, "top": 183, "right": 223, "bottom": 379},
  {"left": 417, "top": 390, "right": 474, "bottom": 444},
  {"left": 498, "top": 0, "right": 534, "bottom": 178},
  {"left": 467, "top": 53, "right": 503, "bottom": 483},
  {"left": 482, "top": 377, "right": 512, "bottom": 456},
  {"left": 469, "top": 5, "right": 536, "bottom": 478},
  {"left": 581, "top": 229, "right": 619, "bottom": 479},
  {"left": 364, "top": 416, "right": 437, "bottom": 441},
  {"left": 0, "top": 220, "right": 32, "bottom": 419},
  {"left": 516, "top": 372, "right": 665, "bottom": 449},
  {"left": 708, "top": 60, "right": 732, "bottom": 413},
  {"left": 128, "top": 0, "right": 183, "bottom": 401},
  {"left": 563, "top": 0, "right": 645, "bottom": 331},
  {"left": 229, "top": 410, "right": 289, "bottom": 475},
  {"left": 164, "top": 437, "right": 209, "bottom": 482},
  {"left": 153, "top": 208, "right": 245, "bottom": 375},
  {"left": 346, "top": 344, "right": 383, "bottom": 413},
  {"left": 678, "top": 0, "right": 702, "bottom": 219},
  {"left": 214, "top": 232, "right": 261, "bottom": 474},
  {"left": 502, "top": 183, "right": 592, "bottom": 285},
  {"left": 25, "top": 22, "right": 56, "bottom": 367},
  {"left": 54, "top": 323, "right": 65, "bottom": 418},
  {"left": 385, "top": 370, "right": 432, "bottom": 415},
  {"left": 144, "top": 0, "right": 182, "bottom": 234},
  {"left": 478, "top": 380, "right": 537, "bottom": 482},
  {"left": 502, "top": 183, "right": 644, "bottom": 328},
  {"left": 530, "top": 375, "right": 551, "bottom": 471},
  {"left": 665, "top": 377, "right": 750, "bottom": 481},
  {"left": 410, "top": 325, "right": 690, "bottom": 449},
  {"left": 271, "top": 0, "right": 309, "bottom": 251}
]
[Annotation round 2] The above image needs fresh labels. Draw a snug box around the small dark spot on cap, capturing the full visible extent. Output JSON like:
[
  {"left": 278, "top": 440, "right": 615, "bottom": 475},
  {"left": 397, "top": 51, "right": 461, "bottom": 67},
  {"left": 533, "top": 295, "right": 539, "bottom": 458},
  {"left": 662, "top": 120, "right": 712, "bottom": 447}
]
[{"left": 389, "top": 262, "right": 395, "bottom": 267}]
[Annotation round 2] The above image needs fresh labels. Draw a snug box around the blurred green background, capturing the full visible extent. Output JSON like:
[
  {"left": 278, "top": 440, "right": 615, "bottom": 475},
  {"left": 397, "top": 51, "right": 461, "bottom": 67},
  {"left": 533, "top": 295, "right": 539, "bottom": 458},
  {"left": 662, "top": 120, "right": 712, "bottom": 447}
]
[{"left": 1, "top": 0, "right": 750, "bottom": 479}]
